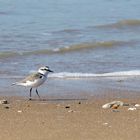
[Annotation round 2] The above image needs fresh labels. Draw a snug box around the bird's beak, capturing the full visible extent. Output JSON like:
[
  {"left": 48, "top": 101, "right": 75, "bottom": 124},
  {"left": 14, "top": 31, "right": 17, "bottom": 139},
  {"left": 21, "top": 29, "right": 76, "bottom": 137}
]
[{"left": 48, "top": 69, "right": 53, "bottom": 72}]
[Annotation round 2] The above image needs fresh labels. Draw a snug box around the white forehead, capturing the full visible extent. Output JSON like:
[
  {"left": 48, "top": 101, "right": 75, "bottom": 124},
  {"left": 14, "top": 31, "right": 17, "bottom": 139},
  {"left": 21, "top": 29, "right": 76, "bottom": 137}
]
[{"left": 39, "top": 66, "right": 49, "bottom": 70}]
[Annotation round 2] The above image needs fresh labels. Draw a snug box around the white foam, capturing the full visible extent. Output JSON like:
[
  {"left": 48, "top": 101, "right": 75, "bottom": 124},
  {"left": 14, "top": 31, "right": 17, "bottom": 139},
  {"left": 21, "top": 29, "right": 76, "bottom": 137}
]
[{"left": 49, "top": 70, "right": 140, "bottom": 79}]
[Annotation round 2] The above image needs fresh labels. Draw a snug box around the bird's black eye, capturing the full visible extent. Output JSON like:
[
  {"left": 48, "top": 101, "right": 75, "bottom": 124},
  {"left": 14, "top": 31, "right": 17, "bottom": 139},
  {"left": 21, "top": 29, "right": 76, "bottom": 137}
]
[
  {"left": 41, "top": 68, "right": 46, "bottom": 71},
  {"left": 40, "top": 76, "right": 42, "bottom": 78}
]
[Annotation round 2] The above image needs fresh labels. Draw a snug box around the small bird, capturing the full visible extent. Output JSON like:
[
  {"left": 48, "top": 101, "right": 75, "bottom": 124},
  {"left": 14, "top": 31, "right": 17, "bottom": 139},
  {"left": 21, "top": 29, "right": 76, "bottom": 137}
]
[{"left": 12, "top": 66, "right": 53, "bottom": 100}]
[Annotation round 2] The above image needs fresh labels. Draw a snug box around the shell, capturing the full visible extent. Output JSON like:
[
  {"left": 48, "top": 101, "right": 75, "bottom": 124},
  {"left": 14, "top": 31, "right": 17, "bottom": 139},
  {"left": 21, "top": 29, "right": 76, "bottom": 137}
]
[{"left": 102, "top": 101, "right": 124, "bottom": 109}]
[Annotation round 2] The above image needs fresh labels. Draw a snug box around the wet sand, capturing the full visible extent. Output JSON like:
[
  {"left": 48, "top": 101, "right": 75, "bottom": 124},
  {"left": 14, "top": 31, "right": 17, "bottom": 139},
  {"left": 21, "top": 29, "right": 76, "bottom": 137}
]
[{"left": 0, "top": 91, "right": 140, "bottom": 140}]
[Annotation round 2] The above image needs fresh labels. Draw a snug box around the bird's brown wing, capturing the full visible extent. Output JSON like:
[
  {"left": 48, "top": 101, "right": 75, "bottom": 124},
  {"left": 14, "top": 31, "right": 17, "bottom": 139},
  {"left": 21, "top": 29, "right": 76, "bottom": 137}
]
[{"left": 20, "top": 73, "right": 41, "bottom": 83}]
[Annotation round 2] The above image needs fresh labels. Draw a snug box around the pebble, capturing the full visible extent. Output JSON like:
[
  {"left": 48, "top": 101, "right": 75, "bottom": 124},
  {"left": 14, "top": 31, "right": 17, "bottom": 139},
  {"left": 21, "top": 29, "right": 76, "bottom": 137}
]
[
  {"left": 103, "top": 123, "right": 108, "bottom": 126},
  {"left": 68, "top": 110, "right": 74, "bottom": 113},
  {"left": 78, "top": 102, "right": 81, "bottom": 104},
  {"left": 65, "top": 106, "right": 70, "bottom": 109},
  {"left": 0, "top": 100, "right": 8, "bottom": 104},
  {"left": 17, "top": 110, "right": 22, "bottom": 113},
  {"left": 4, "top": 106, "right": 9, "bottom": 109},
  {"left": 135, "top": 104, "right": 140, "bottom": 107},
  {"left": 128, "top": 107, "right": 137, "bottom": 111},
  {"left": 112, "top": 110, "right": 120, "bottom": 112},
  {"left": 123, "top": 103, "right": 130, "bottom": 106}
]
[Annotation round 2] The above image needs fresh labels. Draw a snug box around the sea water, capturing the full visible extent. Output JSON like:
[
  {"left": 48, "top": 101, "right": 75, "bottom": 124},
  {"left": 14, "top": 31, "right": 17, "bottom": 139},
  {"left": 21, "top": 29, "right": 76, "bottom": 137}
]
[{"left": 0, "top": 0, "right": 140, "bottom": 97}]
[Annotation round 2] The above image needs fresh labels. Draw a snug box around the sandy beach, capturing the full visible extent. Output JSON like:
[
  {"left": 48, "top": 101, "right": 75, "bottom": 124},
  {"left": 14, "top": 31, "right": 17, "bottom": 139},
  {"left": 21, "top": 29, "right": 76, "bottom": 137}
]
[
  {"left": 0, "top": 91, "right": 140, "bottom": 140},
  {"left": 1, "top": 0, "right": 140, "bottom": 139}
]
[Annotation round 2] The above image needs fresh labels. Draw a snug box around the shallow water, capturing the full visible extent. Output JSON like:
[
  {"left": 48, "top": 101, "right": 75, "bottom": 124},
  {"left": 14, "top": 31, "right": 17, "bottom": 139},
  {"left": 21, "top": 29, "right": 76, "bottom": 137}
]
[{"left": 1, "top": 0, "right": 140, "bottom": 96}]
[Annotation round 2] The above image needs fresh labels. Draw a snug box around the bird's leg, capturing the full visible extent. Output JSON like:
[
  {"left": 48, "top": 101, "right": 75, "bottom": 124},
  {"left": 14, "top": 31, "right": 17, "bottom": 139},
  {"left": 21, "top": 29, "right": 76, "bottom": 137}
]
[
  {"left": 29, "top": 88, "right": 32, "bottom": 100},
  {"left": 36, "top": 88, "right": 41, "bottom": 100}
]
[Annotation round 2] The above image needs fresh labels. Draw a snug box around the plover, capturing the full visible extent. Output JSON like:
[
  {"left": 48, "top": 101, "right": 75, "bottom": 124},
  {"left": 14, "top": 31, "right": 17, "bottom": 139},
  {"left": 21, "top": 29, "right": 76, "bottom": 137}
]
[{"left": 12, "top": 66, "right": 53, "bottom": 100}]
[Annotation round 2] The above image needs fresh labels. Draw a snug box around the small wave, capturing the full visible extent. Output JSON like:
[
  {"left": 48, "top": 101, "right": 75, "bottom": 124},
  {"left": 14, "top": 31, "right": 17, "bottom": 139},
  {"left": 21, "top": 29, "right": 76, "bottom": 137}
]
[
  {"left": 49, "top": 70, "right": 140, "bottom": 79},
  {"left": 65, "top": 40, "right": 129, "bottom": 51},
  {"left": 0, "top": 40, "right": 135, "bottom": 59},
  {"left": 53, "top": 29, "right": 81, "bottom": 34},
  {"left": 96, "top": 19, "right": 140, "bottom": 29},
  {"left": 26, "top": 40, "right": 131, "bottom": 54},
  {"left": 0, "top": 51, "right": 21, "bottom": 59},
  {"left": 0, "top": 41, "right": 133, "bottom": 59}
]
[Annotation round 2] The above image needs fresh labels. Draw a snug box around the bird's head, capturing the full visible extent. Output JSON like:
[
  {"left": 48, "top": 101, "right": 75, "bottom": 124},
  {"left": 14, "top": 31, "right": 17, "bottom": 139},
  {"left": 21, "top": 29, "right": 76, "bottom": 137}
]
[{"left": 38, "top": 66, "right": 53, "bottom": 75}]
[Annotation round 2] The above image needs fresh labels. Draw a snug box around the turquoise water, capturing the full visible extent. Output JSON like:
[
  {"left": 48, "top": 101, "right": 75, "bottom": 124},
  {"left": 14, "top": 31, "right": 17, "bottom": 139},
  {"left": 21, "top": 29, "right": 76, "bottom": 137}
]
[{"left": 1, "top": 0, "right": 140, "bottom": 97}]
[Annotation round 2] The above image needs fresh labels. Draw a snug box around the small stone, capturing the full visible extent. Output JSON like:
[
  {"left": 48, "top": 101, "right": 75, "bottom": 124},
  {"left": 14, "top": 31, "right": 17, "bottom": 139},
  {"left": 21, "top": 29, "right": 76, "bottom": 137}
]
[
  {"left": 4, "top": 106, "right": 9, "bottom": 109},
  {"left": 17, "top": 110, "right": 22, "bottom": 113},
  {"left": 65, "top": 106, "right": 70, "bottom": 109},
  {"left": 135, "top": 104, "right": 140, "bottom": 107},
  {"left": 68, "top": 110, "right": 74, "bottom": 113},
  {"left": 128, "top": 107, "right": 136, "bottom": 111},
  {"left": 0, "top": 100, "right": 8, "bottom": 104},
  {"left": 112, "top": 110, "right": 120, "bottom": 112},
  {"left": 123, "top": 103, "right": 130, "bottom": 106},
  {"left": 78, "top": 102, "right": 81, "bottom": 104}
]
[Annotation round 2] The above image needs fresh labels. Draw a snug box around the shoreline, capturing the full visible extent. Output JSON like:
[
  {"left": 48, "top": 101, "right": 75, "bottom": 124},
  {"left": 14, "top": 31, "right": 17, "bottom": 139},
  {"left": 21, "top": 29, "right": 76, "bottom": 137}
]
[{"left": 0, "top": 91, "right": 140, "bottom": 140}]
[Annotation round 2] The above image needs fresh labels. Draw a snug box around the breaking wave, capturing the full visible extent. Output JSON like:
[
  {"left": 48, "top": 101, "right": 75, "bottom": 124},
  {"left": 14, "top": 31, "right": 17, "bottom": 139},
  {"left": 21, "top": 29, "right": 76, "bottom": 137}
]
[
  {"left": 49, "top": 70, "right": 140, "bottom": 79},
  {"left": 3, "top": 70, "right": 140, "bottom": 80}
]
